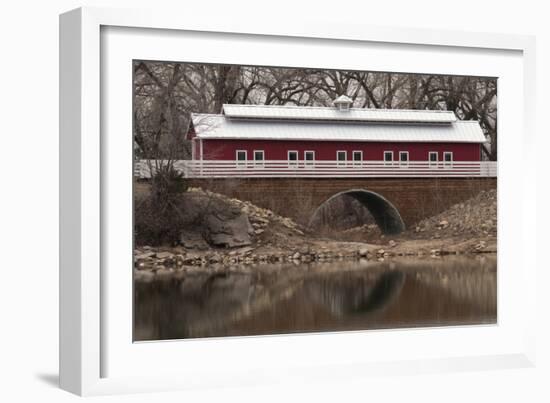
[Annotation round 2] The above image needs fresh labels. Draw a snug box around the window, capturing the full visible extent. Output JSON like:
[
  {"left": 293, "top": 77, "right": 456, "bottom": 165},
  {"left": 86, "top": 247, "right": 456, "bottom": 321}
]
[
  {"left": 304, "top": 151, "right": 315, "bottom": 166},
  {"left": 337, "top": 151, "right": 347, "bottom": 166},
  {"left": 236, "top": 150, "right": 247, "bottom": 166},
  {"left": 337, "top": 150, "right": 347, "bottom": 161},
  {"left": 288, "top": 150, "right": 298, "bottom": 167},
  {"left": 443, "top": 152, "right": 453, "bottom": 167},
  {"left": 352, "top": 151, "right": 363, "bottom": 162},
  {"left": 254, "top": 150, "right": 264, "bottom": 167},
  {"left": 384, "top": 151, "right": 393, "bottom": 163},
  {"left": 399, "top": 151, "right": 409, "bottom": 166},
  {"left": 428, "top": 151, "right": 438, "bottom": 167}
]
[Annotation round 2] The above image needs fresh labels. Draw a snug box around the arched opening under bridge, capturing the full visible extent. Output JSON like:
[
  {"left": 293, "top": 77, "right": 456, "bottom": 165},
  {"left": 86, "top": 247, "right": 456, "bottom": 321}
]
[{"left": 308, "top": 189, "right": 406, "bottom": 235}]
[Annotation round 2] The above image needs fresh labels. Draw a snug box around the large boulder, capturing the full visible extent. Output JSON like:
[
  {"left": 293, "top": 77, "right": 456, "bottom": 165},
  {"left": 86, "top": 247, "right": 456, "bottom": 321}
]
[
  {"left": 179, "top": 229, "right": 210, "bottom": 249},
  {"left": 177, "top": 190, "right": 255, "bottom": 249},
  {"left": 205, "top": 211, "right": 254, "bottom": 248}
]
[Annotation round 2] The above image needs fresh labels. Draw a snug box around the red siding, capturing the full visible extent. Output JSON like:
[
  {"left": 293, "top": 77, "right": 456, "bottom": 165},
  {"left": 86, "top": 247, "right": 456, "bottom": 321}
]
[
  {"left": 191, "top": 138, "right": 201, "bottom": 160},
  {"left": 200, "top": 139, "right": 481, "bottom": 161}
]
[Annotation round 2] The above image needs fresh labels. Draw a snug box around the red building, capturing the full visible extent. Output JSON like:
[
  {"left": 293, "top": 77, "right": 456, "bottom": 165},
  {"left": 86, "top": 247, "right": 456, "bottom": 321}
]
[{"left": 188, "top": 96, "right": 486, "bottom": 165}]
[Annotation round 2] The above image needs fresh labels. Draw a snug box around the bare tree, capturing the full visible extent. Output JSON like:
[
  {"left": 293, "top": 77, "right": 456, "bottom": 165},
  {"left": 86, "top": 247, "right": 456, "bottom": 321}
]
[{"left": 134, "top": 61, "right": 498, "bottom": 161}]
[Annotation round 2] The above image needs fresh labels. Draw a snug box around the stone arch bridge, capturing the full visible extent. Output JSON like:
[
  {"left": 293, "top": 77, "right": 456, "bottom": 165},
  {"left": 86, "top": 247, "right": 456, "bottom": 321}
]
[{"left": 186, "top": 177, "right": 497, "bottom": 234}]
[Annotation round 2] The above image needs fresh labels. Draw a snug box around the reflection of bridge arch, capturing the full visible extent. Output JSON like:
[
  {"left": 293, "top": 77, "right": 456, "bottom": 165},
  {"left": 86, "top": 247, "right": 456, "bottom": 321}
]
[
  {"left": 304, "top": 270, "right": 406, "bottom": 317},
  {"left": 308, "top": 189, "right": 406, "bottom": 235}
]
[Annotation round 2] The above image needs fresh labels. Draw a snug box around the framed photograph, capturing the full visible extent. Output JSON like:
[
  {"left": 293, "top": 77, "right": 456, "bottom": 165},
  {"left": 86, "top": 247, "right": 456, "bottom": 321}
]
[{"left": 60, "top": 7, "right": 537, "bottom": 396}]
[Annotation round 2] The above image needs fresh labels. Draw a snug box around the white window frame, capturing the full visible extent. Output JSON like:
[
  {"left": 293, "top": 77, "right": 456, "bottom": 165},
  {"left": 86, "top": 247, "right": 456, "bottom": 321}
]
[
  {"left": 428, "top": 151, "right": 438, "bottom": 168},
  {"left": 304, "top": 150, "right": 315, "bottom": 166},
  {"left": 399, "top": 151, "right": 409, "bottom": 167},
  {"left": 235, "top": 149, "right": 247, "bottom": 164},
  {"left": 253, "top": 149, "right": 265, "bottom": 168},
  {"left": 383, "top": 151, "right": 394, "bottom": 165},
  {"left": 443, "top": 151, "right": 453, "bottom": 167},
  {"left": 352, "top": 150, "right": 363, "bottom": 164},
  {"left": 336, "top": 150, "right": 347, "bottom": 167},
  {"left": 287, "top": 150, "right": 298, "bottom": 167}
]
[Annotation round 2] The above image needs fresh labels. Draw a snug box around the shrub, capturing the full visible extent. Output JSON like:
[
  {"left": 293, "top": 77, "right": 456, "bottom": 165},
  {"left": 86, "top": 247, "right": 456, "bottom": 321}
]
[{"left": 134, "top": 166, "right": 188, "bottom": 246}]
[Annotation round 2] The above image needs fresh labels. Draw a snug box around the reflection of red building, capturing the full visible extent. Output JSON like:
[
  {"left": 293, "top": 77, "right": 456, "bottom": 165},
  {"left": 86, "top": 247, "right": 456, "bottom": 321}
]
[{"left": 188, "top": 96, "right": 486, "bottom": 164}]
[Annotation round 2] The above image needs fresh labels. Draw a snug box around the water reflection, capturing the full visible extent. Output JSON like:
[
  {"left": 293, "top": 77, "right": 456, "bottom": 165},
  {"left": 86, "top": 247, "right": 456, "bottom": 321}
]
[
  {"left": 134, "top": 256, "right": 496, "bottom": 341},
  {"left": 303, "top": 271, "right": 405, "bottom": 316}
]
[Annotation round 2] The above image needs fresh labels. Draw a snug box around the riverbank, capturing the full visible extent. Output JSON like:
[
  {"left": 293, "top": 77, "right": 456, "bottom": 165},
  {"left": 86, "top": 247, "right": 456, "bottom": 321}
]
[
  {"left": 134, "top": 187, "right": 496, "bottom": 273},
  {"left": 134, "top": 236, "right": 496, "bottom": 273}
]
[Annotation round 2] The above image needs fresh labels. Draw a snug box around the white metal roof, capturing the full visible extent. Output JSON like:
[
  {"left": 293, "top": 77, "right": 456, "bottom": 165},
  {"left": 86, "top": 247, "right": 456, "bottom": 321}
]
[
  {"left": 191, "top": 113, "right": 487, "bottom": 143},
  {"left": 222, "top": 104, "right": 457, "bottom": 123},
  {"left": 333, "top": 95, "right": 353, "bottom": 105}
]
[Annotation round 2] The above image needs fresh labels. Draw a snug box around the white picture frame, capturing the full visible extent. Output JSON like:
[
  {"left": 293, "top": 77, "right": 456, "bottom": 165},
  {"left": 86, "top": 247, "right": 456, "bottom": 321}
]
[{"left": 59, "top": 6, "right": 537, "bottom": 396}]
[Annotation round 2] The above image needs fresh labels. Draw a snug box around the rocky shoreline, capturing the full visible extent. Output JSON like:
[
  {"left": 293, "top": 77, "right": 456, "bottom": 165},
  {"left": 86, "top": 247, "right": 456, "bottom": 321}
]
[{"left": 134, "top": 235, "right": 496, "bottom": 280}]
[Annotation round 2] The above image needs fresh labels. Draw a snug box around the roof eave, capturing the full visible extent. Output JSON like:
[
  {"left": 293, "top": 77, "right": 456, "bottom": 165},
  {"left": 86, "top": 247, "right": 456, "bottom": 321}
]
[
  {"left": 196, "top": 135, "right": 487, "bottom": 143},
  {"left": 225, "top": 116, "right": 456, "bottom": 124}
]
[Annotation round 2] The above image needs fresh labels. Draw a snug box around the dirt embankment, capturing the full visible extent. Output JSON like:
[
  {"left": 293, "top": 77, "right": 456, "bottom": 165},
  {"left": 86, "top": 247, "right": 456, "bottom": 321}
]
[
  {"left": 335, "top": 189, "right": 497, "bottom": 254},
  {"left": 134, "top": 187, "right": 497, "bottom": 273}
]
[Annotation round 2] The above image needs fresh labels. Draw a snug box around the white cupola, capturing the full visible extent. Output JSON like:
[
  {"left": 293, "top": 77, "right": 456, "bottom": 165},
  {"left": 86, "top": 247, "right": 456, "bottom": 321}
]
[{"left": 333, "top": 94, "right": 353, "bottom": 111}]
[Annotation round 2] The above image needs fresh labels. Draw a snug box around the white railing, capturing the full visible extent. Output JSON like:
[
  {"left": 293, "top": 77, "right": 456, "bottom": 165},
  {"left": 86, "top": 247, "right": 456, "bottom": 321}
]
[{"left": 135, "top": 160, "right": 497, "bottom": 178}]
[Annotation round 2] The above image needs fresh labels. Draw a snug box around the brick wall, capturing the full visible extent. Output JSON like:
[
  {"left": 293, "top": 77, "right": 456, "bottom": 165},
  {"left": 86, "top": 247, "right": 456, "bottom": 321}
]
[{"left": 188, "top": 177, "right": 497, "bottom": 227}]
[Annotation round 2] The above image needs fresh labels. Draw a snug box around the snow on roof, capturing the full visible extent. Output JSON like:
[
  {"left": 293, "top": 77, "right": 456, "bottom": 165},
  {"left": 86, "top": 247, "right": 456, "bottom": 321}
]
[
  {"left": 222, "top": 104, "right": 457, "bottom": 124},
  {"left": 191, "top": 113, "right": 487, "bottom": 143}
]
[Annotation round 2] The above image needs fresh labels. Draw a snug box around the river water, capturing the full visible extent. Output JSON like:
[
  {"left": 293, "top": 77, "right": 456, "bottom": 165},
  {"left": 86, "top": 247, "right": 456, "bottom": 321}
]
[{"left": 134, "top": 256, "right": 496, "bottom": 341}]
